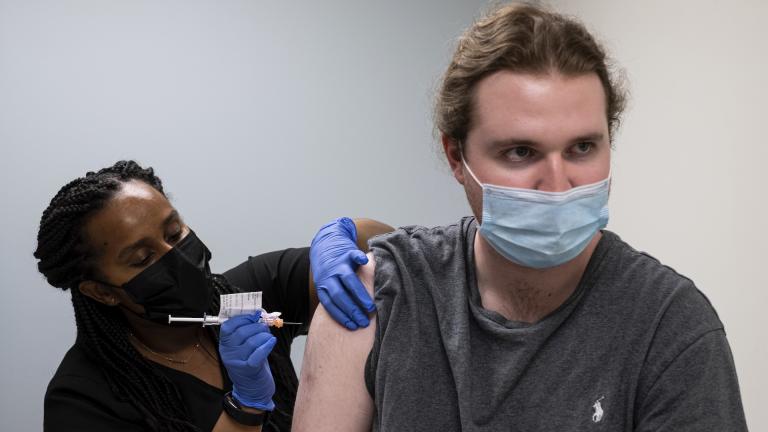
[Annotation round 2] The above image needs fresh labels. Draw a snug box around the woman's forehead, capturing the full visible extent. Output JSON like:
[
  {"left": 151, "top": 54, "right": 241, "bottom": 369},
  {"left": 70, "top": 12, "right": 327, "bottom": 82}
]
[{"left": 84, "top": 180, "right": 174, "bottom": 253}]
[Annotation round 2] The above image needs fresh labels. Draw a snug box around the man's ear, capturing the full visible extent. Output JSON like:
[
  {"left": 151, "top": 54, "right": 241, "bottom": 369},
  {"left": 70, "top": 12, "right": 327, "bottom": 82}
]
[
  {"left": 442, "top": 134, "right": 466, "bottom": 185},
  {"left": 79, "top": 280, "right": 121, "bottom": 306}
]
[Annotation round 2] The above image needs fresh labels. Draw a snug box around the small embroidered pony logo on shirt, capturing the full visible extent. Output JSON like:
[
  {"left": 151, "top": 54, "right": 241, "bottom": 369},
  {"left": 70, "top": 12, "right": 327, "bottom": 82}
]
[{"left": 592, "top": 396, "right": 605, "bottom": 423}]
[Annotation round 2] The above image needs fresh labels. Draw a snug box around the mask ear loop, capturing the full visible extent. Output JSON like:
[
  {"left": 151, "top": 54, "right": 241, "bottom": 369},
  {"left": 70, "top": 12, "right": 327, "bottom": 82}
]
[{"left": 458, "top": 141, "right": 483, "bottom": 188}]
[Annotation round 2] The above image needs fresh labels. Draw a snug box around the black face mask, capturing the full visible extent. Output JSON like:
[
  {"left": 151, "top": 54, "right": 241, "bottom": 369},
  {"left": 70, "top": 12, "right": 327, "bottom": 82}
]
[{"left": 120, "top": 230, "right": 214, "bottom": 324}]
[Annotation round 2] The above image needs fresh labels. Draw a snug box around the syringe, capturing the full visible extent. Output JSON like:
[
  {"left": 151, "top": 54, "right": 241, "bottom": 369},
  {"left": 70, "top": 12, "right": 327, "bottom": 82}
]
[{"left": 167, "top": 313, "right": 302, "bottom": 328}]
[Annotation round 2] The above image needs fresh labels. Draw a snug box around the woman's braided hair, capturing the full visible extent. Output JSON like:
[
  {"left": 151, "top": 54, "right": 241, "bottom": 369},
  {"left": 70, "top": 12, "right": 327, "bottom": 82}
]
[{"left": 34, "top": 160, "right": 237, "bottom": 432}]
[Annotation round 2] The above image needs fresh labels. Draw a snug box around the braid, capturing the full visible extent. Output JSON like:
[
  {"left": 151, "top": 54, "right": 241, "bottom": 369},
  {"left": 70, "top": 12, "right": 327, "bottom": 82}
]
[
  {"left": 34, "top": 161, "right": 202, "bottom": 432},
  {"left": 209, "top": 273, "right": 239, "bottom": 315},
  {"left": 35, "top": 160, "right": 164, "bottom": 289}
]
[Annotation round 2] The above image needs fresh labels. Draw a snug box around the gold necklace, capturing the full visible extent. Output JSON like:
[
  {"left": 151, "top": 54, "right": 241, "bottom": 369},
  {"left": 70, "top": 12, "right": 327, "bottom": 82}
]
[
  {"left": 129, "top": 332, "right": 201, "bottom": 365},
  {"left": 197, "top": 331, "right": 220, "bottom": 364}
]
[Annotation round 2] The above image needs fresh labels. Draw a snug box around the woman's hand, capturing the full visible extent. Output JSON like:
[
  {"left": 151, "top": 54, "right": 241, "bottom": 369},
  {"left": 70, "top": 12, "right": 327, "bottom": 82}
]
[
  {"left": 219, "top": 312, "right": 276, "bottom": 410},
  {"left": 310, "top": 217, "right": 373, "bottom": 330}
]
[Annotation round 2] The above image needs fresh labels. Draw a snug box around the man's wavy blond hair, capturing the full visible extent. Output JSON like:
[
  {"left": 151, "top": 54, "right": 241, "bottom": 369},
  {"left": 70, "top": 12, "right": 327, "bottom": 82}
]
[{"left": 435, "top": 3, "right": 628, "bottom": 145}]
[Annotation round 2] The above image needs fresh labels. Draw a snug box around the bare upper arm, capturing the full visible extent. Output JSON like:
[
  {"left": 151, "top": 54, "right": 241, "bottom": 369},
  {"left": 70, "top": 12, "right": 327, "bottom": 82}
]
[{"left": 293, "top": 253, "right": 376, "bottom": 432}]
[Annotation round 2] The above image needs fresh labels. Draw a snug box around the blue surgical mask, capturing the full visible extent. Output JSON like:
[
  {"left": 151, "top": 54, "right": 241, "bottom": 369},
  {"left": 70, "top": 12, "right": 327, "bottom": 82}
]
[{"left": 463, "top": 159, "right": 610, "bottom": 269}]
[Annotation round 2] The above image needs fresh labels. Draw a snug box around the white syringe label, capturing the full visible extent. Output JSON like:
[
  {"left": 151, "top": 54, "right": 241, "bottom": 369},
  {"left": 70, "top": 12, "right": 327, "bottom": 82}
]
[{"left": 218, "top": 292, "right": 263, "bottom": 321}]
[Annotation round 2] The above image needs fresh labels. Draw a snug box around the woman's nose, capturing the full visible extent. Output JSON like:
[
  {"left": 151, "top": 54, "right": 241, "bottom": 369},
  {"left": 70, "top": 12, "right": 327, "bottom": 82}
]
[{"left": 156, "top": 241, "right": 174, "bottom": 256}]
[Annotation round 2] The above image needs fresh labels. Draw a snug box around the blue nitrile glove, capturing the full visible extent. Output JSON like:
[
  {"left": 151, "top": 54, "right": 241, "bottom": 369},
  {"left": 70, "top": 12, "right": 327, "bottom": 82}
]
[
  {"left": 310, "top": 217, "right": 374, "bottom": 330},
  {"left": 219, "top": 311, "right": 276, "bottom": 410}
]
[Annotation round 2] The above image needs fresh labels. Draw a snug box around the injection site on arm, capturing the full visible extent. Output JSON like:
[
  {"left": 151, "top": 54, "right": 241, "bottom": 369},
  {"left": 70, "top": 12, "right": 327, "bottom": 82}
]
[{"left": 293, "top": 253, "right": 377, "bottom": 432}]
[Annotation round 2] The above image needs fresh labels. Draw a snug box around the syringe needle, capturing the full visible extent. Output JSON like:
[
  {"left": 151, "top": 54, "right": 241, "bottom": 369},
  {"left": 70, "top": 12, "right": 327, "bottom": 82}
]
[
  {"left": 167, "top": 315, "right": 220, "bottom": 326},
  {"left": 167, "top": 314, "right": 303, "bottom": 327}
]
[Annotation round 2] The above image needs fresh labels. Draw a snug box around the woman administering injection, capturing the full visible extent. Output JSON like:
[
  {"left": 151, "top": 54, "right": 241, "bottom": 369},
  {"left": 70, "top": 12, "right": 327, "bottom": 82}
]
[{"left": 36, "top": 160, "right": 390, "bottom": 432}]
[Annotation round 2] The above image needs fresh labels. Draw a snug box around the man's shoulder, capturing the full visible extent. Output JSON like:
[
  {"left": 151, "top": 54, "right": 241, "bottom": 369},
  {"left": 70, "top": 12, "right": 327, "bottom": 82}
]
[
  {"left": 369, "top": 217, "right": 474, "bottom": 255},
  {"left": 593, "top": 231, "right": 724, "bottom": 341},
  {"left": 366, "top": 218, "right": 476, "bottom": 312},
  {"left": 599, "top": 230, "right": 702, "bottom": 295}
]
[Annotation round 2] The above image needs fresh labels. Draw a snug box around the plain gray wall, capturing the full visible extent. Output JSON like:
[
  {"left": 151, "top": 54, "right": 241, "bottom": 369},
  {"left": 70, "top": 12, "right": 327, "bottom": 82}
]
[
  {"left": 1, "top": 0, "right": 765, "bottom": 430},
  {"left": 0, "top": 1, "right": 485, "bottom": 430},
  {"left": 552, "top": 1, "right": 767, "bottom": 429}
]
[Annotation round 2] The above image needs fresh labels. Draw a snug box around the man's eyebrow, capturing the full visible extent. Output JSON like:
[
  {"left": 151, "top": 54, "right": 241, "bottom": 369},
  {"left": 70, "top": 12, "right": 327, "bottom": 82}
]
[
  {"left": 488, "top": 133, "right": 605, "bottom": 148},
  {"left": 488, "top": 138, "right": 540, "bottom": 148},
  {"left": 569, "top": 133, "right": 604, "bottom": 143},
  {"left": 117, "top": 210, "right": 180, "bottom": 261}
]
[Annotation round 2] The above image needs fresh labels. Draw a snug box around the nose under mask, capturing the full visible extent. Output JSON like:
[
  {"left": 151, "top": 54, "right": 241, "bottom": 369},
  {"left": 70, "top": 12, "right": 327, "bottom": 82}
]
[
  {"left": 119, "top": 230, "right": 214, "bottom": 323},
  {"left": 463, "top": 158, "right": 610, "bottom": 268}
]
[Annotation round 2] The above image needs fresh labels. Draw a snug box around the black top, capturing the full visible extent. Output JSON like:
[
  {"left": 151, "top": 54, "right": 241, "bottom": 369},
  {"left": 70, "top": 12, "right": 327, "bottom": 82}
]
[{"left": 44, "top": 247, "right": 310, "bottom": 432}]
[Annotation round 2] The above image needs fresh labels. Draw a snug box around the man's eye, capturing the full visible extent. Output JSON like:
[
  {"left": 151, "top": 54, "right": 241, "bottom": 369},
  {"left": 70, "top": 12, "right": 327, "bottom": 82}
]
[
  {"left": 504, "top": 146, "right": 535, "bottom": 161},
  {"left": 572, "top": 141, "right": 594, "bottom": 155}
]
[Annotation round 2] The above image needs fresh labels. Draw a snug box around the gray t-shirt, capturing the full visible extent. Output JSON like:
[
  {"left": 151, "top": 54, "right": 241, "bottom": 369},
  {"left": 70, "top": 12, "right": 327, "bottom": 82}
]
[{"left": 365, "top": 217, "right": 746, "bottom": 431}]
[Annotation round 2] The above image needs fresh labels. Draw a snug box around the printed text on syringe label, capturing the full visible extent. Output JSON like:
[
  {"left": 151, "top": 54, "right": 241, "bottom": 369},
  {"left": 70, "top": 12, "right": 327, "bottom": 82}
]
[{"left": 218, "top": 292, "right": 263, "bottom": 320}]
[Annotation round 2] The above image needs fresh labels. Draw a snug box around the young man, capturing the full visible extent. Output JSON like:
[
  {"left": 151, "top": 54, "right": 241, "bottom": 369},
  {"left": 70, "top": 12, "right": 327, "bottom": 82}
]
[{"left": 295, "top": 4, "right": 747, "bottom": 431}]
